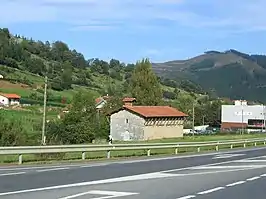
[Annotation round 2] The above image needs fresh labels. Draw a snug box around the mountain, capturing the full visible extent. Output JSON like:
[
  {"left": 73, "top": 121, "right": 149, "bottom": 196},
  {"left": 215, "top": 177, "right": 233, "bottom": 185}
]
[{"left": 153, "top": 50, "right": 266, "bottom": 103}]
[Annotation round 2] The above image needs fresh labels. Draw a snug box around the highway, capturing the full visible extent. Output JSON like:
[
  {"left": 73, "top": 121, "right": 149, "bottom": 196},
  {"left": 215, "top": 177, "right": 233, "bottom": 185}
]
[{"left": 0, "top": 147, "right": 266, "bottom": 198}]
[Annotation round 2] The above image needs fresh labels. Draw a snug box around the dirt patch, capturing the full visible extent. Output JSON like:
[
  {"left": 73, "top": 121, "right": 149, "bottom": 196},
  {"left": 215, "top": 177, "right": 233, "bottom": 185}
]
[{"left": 0, "top": 80, "right": 29, "bottom": 89}]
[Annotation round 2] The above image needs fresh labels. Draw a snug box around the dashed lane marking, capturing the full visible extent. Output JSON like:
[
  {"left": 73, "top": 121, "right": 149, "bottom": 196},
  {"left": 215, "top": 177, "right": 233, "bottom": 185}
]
[
  {"left": 235, "top": 159, "right": 266, "bottom": 163},
  {"left": 226, "top": 181, "right": 246, "bottom": 187},
  {"left": 176, "top": 195, "right": 196, "bottom": 199},
  {"left": 197, "top": 187, "right": 225, "bottom": 195},
  {"left": 212, "top": 154, "right": 244, "bottom": 159},
  {"left": 191, "top": 165, "right": 265, "bottom": 169},
  {"left": 37, "top": 167, "right": 70, "bottom": 172},
  {"left": 246, "top": 176, "right": 261, "bottom": 181},
  {"left": 180, "top": 174, "right": 264, "bottom": 198},
  {"left": 0, "top": 172, "right": 26, "bottom": 176}
]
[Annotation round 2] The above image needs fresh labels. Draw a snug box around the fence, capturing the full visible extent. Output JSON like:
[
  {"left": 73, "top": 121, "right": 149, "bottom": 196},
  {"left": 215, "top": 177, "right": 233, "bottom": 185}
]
[{"left": 0, "top": 138, "right": 265, "bottom": 165}]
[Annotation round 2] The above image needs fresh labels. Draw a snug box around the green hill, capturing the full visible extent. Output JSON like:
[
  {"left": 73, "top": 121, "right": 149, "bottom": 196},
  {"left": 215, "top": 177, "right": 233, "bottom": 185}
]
[
  {"left": 153, "top": 50, "right": 266, "bottom": 102},
  {"left": 0, "top": 28, "right": 205, "bottom": 106}
]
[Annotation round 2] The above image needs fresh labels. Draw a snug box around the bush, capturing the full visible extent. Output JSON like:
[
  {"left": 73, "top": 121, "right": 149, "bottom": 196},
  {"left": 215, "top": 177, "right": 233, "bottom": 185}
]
[{"left": 0, "top": 115, "right": 27, "bottom": 146}]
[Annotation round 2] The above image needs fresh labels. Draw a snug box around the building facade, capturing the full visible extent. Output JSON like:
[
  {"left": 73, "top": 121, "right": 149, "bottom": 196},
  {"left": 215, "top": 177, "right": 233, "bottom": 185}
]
[
  {"left": 0, "top": 93, "right": 21, "bottom": 106},
  {"left": 110, "top": 98, "right": 187, "bottom": 141},
  {"left": 221, "top": 100, "right": 266, "bottom": 130}
]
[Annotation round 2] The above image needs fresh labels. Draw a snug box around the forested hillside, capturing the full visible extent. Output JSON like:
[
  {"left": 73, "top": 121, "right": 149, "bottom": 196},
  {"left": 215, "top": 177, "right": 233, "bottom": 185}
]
[
  {"left": 153, "top": 50, "right": 266, "bottom": 102},
  {"left": 0, "top": 28, "right": 205, "bottom": 105}
]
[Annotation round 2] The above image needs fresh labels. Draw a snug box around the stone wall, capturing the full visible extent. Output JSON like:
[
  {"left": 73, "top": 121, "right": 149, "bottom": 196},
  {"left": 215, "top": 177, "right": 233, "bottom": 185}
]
[{"left": 110, "top": 110, "right": 145, "bottom": 141}]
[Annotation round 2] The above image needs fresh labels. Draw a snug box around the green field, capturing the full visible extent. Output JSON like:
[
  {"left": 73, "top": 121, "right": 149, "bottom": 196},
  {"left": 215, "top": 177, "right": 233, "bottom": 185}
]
[{"left": 0, "top": 107, "right": 61, "bottom": 145}]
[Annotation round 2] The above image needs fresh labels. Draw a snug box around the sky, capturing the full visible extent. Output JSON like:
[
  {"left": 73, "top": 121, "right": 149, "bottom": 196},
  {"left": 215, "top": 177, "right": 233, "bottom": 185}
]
[{"left": 1, "top": 0, "right": 266, "bottom": 63}]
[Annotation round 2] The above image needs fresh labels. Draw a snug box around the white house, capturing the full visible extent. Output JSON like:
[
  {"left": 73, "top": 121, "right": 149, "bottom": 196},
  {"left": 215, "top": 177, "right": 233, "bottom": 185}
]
[
  {"left": 95, "top": 95, "right": 109, "bottom": 109},
  {"left": 0, "top": 74, "right": 3, "bottom": 79},
  {"left": 0, "top": 93, "right": 21, "bottom": 106}
]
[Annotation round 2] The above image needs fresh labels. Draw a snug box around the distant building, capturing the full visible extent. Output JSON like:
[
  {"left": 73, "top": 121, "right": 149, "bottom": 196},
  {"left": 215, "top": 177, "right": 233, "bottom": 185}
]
[
  {"left": 0, "top": 74, "right": 3, "bottom": 79},
  {"left": 95, "top": 95, "right": 110, "bottom": 109},
  {"left": 0, "top": 93, "right": 21, "bottom": 106},
  {"left": 110, "top": 98, "right": 188, "bottom": 141},
  {"left": 221, "top": 100, "right": 266, "bottom": 131}
]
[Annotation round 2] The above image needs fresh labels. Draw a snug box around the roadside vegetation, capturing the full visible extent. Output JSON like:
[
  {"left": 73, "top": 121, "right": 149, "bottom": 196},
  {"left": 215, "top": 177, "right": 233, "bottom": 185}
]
[{"left": 0, "top": 133, "right": 265, "bottom": 165}]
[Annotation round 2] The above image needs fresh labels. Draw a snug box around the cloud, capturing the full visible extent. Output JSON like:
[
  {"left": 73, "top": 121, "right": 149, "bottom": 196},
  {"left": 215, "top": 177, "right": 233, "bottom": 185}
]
[{"left": 0, "top": 0, "right": 266, "bottom": 33}]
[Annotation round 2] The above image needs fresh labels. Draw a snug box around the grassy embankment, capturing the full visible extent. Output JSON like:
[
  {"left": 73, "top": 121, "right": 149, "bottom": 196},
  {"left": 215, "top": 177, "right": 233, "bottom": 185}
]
[{"left": 0, "top": 134, "right": 265, "bottom": 165}]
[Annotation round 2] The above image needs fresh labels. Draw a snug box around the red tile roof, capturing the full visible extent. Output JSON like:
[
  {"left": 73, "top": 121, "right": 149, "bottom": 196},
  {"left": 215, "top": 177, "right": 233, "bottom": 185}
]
[
  {"left": 221, "top": 122, "right": 247, "bottom": 129},
  {"left": 0, "top": 93, "right": 21, "bottom": 99},
  {"left": 123, "top": 97, "right": 136, "bottom": 102},
  {"left": 95, "top": 97, "right": 102, "bottom": 104},
  {"left": 95, "top": 96, "right": 110, "bottom": 104},
  {"left": 124, "top": 105, "right": 188, "bottom": 118}
]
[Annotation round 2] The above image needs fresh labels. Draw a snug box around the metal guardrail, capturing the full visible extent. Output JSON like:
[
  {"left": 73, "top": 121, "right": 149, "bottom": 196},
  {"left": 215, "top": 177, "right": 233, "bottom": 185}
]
[{"left": 0, "top": 138, "right": 265, "bottom": 165}]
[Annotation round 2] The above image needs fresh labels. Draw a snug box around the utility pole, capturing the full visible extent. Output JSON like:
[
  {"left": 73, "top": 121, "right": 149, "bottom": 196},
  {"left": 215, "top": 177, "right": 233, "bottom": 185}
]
[
  {"left": 241, "top": 101, "right": 244, "bottom": 135},
  {"left": 192, "top": 102, "right": 195, "bottom": 137},
  {"left": 202, "top": 115, "right": 205, "bottom": 126},
  {"left": 41, "top": 75, "right": 47, "bottom": 145},
  {"left": 263, "top": 105, "right": 265, "bottom": 133}
]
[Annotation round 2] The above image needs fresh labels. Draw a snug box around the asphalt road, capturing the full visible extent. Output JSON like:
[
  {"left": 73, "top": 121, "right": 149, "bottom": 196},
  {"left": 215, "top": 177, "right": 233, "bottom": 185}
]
[{"left": 0, "top": 147, "right": 266, "bottom": 198}]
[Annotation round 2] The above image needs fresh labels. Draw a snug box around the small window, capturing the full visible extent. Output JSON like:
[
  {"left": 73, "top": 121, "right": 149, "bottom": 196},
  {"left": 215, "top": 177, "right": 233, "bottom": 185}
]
[{"left": 126, "top": 119, "right": 129, "bottom": 123}]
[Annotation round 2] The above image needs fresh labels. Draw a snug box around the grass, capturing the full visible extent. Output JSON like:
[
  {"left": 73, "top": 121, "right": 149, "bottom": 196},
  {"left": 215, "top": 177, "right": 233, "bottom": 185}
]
[
  {"left": 0, "top": 134, "right": 265, "bottom": 165},
  {"left": 0, "top": 107, "right": 61, "bottom": 145},
  {"left": 113, "top": 133, "right": 266, "bottom": 144}
]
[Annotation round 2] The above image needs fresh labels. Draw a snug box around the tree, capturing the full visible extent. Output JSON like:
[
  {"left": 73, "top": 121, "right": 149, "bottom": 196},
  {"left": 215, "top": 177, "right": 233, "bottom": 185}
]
[
  {"left": 130, "top": 58, "right": 163, "bottom": 105},
  {"left": 46, "top": 91, "right": 108, "bottom": 144},
  {"left": 0, "top": 114, "right": 26, "bottom": 146},
  {"left": 61, "top": 61, "right": 73, "bottom": 89}
]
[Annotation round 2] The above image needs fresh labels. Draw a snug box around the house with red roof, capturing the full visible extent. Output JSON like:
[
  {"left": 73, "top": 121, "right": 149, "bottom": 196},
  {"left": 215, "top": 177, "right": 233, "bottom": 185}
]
[
  {"left": 95, "top": 95, "right": 110, "bottom": 109},
  {"left": 110, "top": 98, "right": 188, "bottom": 141},
  {"left": 0, "top": 93, "right": 21, "bottom": 106}
]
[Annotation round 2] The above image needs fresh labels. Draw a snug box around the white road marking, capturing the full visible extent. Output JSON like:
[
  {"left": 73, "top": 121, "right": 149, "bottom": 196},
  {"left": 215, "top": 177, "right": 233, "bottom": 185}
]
[
  {"left": 260, "top": 174, "right": 266, "bottom": 177},
  {"left": 37, "top": 167, "right": 69, "bottom": 172},
  {"left": 176, "top": 195, "right": 196, "bottom": 199},
  {"left": 248, "top": 155, "right": 266, "bottom": 160},
  {"left": 197, "top": 187, "right": 225, "bottom": 195},
  {"left": 236, "top": 159, "right": 266, "bottom": 163},
  {"left": 58, "top": 191, "right": 93, "bottom": 199},
  {"left": 226, "top": 181, "right": 246, "bottom": 187},
  {"left": 0, "top": 172, "right": 26, "bottom": 176},
  {"left": 0, "top": 163, "right": 113, "bottom": 172},
  {"left": 80, "top": 163, "right": 109, "bottom": 168},
  {"left": 172, "top": 168, "right": 258, "bottom": 177},
  {"left": 0, "top": 165, "right": 63, "bottom": 172},
  {"left": 59, "top": 190, "right": 138, "bottom": 199},
  {"left": 89, "top": 190, "right": 138, "bottom": 198},
  {"left": 0, "top": 172, "right": 179, "bottom": 196},
  {"left": 192, "top": 165, "right": 266, "bottom": 169},
  {"left": 246, "top": 176, "right": 261, "bottom": 181},
  {"left": 212, "top": 154, "right": 244, "bottom": 159},
  {"left": 1, "top": 155, "right": 266, "bottom": 196}
]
